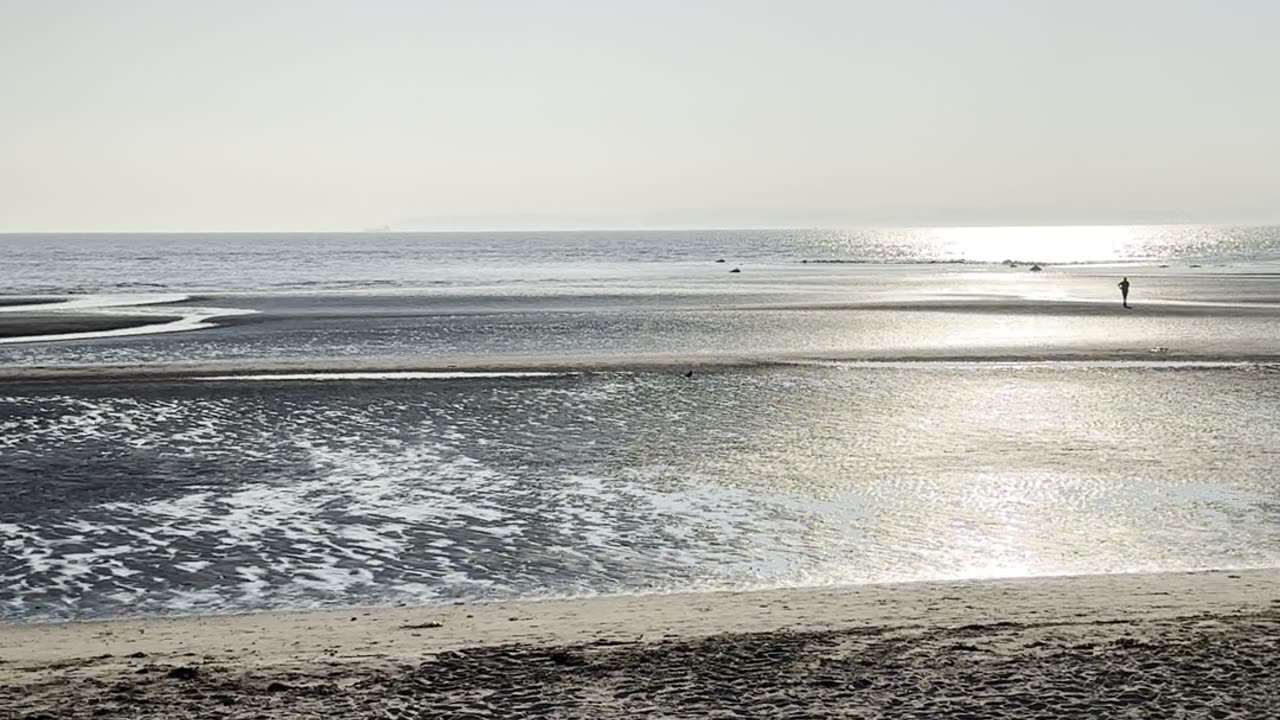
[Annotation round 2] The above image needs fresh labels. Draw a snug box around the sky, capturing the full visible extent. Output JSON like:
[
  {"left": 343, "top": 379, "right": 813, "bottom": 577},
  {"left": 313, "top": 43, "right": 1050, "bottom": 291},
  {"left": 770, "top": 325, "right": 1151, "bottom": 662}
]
[{"left": 1, "top": 0, "right": 1278, "bottom": 232}]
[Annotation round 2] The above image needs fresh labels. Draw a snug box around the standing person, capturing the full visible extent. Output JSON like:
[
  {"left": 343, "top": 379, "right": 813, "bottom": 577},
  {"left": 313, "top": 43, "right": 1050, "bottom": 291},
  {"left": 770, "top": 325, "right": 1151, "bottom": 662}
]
[{"left": 1118, "top": 277, "right": 1131, "bottom": 308}]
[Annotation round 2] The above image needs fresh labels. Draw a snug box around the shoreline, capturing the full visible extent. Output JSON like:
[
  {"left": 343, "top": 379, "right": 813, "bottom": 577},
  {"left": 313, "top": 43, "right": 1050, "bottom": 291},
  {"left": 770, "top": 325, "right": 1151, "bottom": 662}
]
[
  {"left": 2, "top": 569, "right": 1276, "bottom": 717},
  {"left": 5, "top": 568, "right": 1275, "bottom": 652},
  {"left": 1, "top": 349, "right": 1279, "bottom": 384}
]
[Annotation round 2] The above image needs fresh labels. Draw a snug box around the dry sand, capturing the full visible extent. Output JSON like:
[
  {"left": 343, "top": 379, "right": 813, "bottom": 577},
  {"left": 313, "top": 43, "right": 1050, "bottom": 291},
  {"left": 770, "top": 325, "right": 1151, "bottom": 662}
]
[{"left": 2, "top": 569, "right": 1277, "bottom": 718}]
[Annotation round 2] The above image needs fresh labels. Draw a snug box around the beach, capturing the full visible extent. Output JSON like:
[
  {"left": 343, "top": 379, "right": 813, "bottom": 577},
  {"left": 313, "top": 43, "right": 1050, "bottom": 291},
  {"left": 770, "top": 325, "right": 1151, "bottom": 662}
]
[
  {"left": 7, "top": 0, "right": 1280, "bottom": 710},
  {"left": 2, "top": 229, "right": 1280, "bottom": 716},
  {"left": 5, "top": 359, "right": 1280, "bottom": 624},
  {"left": 2, "top": 569, "right": 1276, "bottom": 718}
]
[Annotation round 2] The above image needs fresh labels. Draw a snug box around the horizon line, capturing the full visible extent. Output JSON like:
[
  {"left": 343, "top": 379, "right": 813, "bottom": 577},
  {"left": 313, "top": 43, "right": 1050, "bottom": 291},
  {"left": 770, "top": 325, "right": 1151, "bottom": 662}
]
[{"left": 3, "top": 220, "right": 1280, "bottom": 235}]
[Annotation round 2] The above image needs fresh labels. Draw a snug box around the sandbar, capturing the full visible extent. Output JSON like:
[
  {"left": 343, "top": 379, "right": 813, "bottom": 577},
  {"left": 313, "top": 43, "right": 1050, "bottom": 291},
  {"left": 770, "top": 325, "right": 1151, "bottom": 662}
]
[{"left": 0, "top": 314, "right": 180, "bottom": 340}]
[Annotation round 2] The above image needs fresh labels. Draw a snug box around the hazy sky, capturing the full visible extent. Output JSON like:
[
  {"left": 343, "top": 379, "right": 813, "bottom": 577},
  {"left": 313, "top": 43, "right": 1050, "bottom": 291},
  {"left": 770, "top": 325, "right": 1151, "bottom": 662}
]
[{"left": 2, "top": 1, "right": 1278, "bottom": 232}]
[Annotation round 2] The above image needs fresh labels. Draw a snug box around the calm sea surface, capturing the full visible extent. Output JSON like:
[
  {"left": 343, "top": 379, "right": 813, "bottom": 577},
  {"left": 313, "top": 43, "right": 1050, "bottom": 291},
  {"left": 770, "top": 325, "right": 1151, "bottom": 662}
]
[
  {"left": 2, "top": 225, "right": 1280, "bottom": 295},
  {"left": 1, "top": 227, "right": 1279, "bottom": 621}
]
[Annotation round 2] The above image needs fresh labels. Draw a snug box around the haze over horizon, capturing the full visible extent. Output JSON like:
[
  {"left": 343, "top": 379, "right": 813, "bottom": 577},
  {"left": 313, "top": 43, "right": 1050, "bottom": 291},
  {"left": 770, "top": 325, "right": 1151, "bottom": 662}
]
[{"left": 3, "top": 1, "right": 1279, "bottom": 233}]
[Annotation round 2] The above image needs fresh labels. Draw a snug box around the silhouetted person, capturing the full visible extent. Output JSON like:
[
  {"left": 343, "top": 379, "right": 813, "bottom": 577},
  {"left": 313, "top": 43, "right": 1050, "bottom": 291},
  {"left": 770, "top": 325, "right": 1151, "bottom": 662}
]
[{"left": 1118, "top": 277, "right": 1131, "bottom": 308}]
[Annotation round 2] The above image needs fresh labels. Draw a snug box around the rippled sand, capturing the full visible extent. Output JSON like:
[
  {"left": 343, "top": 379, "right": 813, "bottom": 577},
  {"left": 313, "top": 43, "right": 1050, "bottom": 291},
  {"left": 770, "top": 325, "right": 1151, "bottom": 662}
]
[{"left": 2, "top": 569, "right": 1276, "bottom": 719}]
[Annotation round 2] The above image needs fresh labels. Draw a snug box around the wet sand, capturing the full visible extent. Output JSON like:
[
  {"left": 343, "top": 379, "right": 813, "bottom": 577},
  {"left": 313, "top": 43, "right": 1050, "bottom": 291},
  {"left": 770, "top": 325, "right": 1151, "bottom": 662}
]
[
  {"left": 1, "top": 346, "right": 1278, "bottom": 386},
  {"left": 0, "top": 313, "right": 180, "bottom": 340},
  {"left": 0, "top": 298, "right": 62, "bottom": 309},
  {"left": 750, "top": 297, "right": 1280, "bottom": 317},
  {"left": 2, "top": 569, "right": 1276, "bottom": 718},
  {"left": 4, "top": 272, "right": 1280, "bottom": 369}
]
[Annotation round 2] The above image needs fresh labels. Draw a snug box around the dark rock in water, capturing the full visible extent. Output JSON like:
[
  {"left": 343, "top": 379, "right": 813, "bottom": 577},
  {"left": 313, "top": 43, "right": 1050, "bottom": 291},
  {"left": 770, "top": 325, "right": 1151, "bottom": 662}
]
[
  {"left": 548, "top": 650, "right": 588, "bottom": 667},
  {"left": 729, "top": 267, "right": 741, "bottom": 273},
  {"left": 1029, "top": 264, "right": 1043, "bottom": 272},
  {"left": 266, "top": 681, "right": 292, "bottom": 693},
  {"left": 165, "top": 666, "right": 199, "bottom": 681},
  {"left": 715, "top": 258, "right": 726, "bottom": 263}
]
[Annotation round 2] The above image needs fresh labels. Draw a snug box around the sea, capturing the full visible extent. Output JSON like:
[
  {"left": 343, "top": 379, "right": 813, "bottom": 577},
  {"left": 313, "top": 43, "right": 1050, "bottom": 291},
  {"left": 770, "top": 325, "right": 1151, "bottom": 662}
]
[{"left": 2, "top": 226, "right": 1280, "bottom": 622}]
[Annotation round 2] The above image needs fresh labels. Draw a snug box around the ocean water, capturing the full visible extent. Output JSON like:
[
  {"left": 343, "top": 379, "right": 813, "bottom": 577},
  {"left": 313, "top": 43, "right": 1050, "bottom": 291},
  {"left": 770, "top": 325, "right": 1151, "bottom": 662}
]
[
  {"left": 2, "top": 226, "right": 1280, "bottom": 621},
  {"left": 2, "top": 225, "right": 1280, "bottom": 296}
]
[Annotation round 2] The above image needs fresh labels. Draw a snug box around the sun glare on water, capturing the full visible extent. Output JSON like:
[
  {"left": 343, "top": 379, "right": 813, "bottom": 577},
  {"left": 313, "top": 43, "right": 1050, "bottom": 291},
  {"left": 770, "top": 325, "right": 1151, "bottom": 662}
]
[{"left": 924, "top": 226, "right": 1138, "bottom": 264}]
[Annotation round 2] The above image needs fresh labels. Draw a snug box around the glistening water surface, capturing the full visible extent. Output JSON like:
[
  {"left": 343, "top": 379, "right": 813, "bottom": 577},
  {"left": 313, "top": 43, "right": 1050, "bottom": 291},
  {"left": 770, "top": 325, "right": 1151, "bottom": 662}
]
[
  {"left": 3, "top": 226, "right": 1279, "bottom": 296},
  {"left": 3, "top": 226, "right": 1280, "bottom": 623},
  {"left": 3, "top": 364, "right": 1278, "bottom": 621},
  {"left": 7, "top": 269, "right": 1280, "bottom": 367}
]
